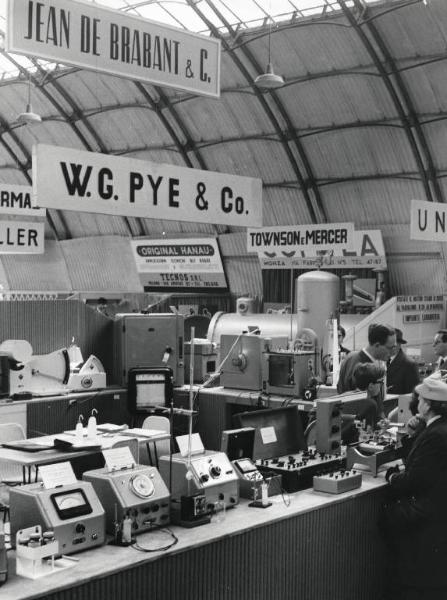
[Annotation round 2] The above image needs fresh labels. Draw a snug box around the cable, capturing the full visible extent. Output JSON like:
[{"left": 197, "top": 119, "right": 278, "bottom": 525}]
[{"left": 130, "top": 528, "right": 178, "bottom": 553}]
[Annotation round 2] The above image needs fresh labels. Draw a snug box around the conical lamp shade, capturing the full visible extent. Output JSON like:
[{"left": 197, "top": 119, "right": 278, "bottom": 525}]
[{"left": 254, "top": 62, "right": 284, "bottom": 89}]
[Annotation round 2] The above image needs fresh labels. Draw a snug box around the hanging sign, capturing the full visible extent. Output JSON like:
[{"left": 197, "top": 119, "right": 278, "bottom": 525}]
[
  {"left": 7, "top": 0, "right": 221, "bottom": 97},
  {"left": 130, "top": 237, "right": 228, "bottom": 291},
  {"left": 251, "top": 229, "right": 386, "bottom": 270},
  {"left": 410, "top": 199, "right": 447, "bottom": 241},
  {"left": 0, "top": 220, "right": 45, "bottom": 254},
  {"left": 33, "top": 144, "right": 262, "bottom": 227},
  {"left": 0, "top": 185, "right": 45, "bottom": 216}
]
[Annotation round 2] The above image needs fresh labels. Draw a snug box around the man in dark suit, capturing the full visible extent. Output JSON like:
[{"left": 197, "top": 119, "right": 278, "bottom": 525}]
[
  {"left": 337, "top": 323, "right": 395, "bottom": 396},
  {"left": 337, "top": 323, "right": 396, "bottom": 429},
  {"left": 385, "top": 376, "right": 447, "bottom": 599},
  {"left": 387, "top": 328, "right": 420, "bottom": 395}
]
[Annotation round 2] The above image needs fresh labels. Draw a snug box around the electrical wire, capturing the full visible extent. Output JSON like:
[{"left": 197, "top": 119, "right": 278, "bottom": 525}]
[{"left": 130, "top": 528, "right": 178, "bottom": 553}]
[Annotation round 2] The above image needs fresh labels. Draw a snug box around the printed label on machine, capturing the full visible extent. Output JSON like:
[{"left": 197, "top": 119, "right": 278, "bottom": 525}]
[
  {"left": 39, "top": 462, "right": 77, "bottom": 489},
  {"left": 260, "top": 426, "right": 277, "bottom": 445}
]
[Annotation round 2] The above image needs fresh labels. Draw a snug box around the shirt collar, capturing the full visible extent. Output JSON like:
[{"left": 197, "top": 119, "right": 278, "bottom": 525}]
[{"left": 427, "top": 415, "right": 442, "bottom": 427}]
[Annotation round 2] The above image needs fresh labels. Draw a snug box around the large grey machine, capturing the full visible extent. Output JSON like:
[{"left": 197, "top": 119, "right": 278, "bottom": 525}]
[
  {"left": 10, "top": 481, "right": 106, "bottom": 554},
  {"left": 219, "top": 333, "right": 318, "bottom": 397},
  {"left": 83, "top": 464, "right": 170, "bottom": 534},
  {"left": 159, "top": 449, "right": 239, "bottom": 511},
  {"left": 114, "top": 313, "right": 184, "bottom": 386}
]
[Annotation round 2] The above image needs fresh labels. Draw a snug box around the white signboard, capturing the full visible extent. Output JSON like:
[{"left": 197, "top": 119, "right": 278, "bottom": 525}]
[
  {"left": 33, "top": 144, "right": 262, "bottom": 227},
  {"left": 7, "top": 0, "right": 221, "bottom": 98},
  {"left": 0, "top": 184, "right": 45, "bottom": 216},
  {"left": 0, "top": 220, "right": 45, "bottom": 254},
  {"left": 256, "top": 229, "right": 386, "bottom": 270},
  {"left": 411, "top": 199, "right": 447, "bottom": 241},
  {"left": 131, "top": 237, "right": 227, "bottom": 291}
]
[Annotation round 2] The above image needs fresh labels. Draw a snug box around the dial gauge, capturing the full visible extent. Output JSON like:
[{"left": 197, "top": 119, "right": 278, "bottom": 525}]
[{"left": 129, "top": 474, "right": 154, "bottom": 498}]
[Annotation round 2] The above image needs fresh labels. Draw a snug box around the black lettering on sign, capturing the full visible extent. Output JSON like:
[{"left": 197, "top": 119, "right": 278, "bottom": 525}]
[
  {"left": 60, "top": 162, "right": 92, "bottom": 196},
  {"left": 25, "top": 1, "right": 71, "bottom": 48}
]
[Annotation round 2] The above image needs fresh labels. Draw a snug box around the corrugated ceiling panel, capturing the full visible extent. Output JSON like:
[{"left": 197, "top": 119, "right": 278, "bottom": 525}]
[
  {"left": 262, "top": 187, "right": 314, "bottom": 227},
  {"left": 248, "top": 12, "right": 370, "bottom": 78},
  {"left": 0, "top": 239, "right": 71, "bottom": 291},
  {"left": 218, "top": 232, "right": 247, "bottom": 257},
  {"left": 57, "top": 212, "right": 131, "bottom": 239},
  {"left": 282, "top": 75, "right": 396, "bottom": 129},
  {"left": 175, "top": 93, "right": 273, "bottom": 141},
  {"left": 302, "top": 127, "right": 416, "bottom": 180},
  {"left": 322, "top": 179, "right": 426, "bottom": 228},
  {"left": 373, "top": 1, "right": 447, "bottom": 59},
  {"left": 89, "top": 107, "right": 180, "bottom": 153},
  {"left": 60, "top": 235, "right": 142, "bottom": 292},
  {"left": 401, "top": 64, "right": 447, "bottom": 115},
  {"left": 200, "top": 139, "right": 295, "bottom": 182},
  {"left": 417, "top": 120, "right": 447, "bottom": 171},
  {"left": 387, "top": 255, "right": 446, "bottom": 296},
  {"left": 223, "top": 256, "right": 262, "bottom": 298}
]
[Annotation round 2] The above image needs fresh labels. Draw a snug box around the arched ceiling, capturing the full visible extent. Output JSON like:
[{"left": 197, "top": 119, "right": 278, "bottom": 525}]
[{"left": 0, "top": 0, "right": 445, "bottom": 243}]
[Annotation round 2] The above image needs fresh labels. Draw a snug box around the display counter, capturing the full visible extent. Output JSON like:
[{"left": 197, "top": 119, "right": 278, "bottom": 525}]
[
  {"left": 3, "top": 471, "right": 390, "bottom": 600},
  {"left": 0, "top": 388, "right": 129, "bottom": 438}
]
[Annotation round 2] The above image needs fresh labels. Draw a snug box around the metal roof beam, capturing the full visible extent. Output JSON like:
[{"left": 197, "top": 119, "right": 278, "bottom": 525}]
[
  {"left": 192, "top": 0, "right": 325, "bottom": 224},
  {"left": 338, "top": 0, "right": 437, "bottom": 204}
]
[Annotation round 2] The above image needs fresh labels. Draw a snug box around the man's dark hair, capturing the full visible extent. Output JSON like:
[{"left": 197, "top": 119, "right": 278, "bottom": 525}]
[
  {"left": 367, "top": 323, "right": 395, "bottom": 346},
  {"left": 436, "top": 329, "right": 447, "bottom": 343},
  {"left": 338, "top": 326, "right": 346, "bottom": 338},
  {"left": 353, "top": 363, "right": 386, "bottom": 391}
]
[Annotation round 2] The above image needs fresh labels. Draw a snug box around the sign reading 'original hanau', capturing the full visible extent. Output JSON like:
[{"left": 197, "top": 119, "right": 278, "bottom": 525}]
[
  {"left": 32, "top": 144, "right": 262, "bottom": 227},
  {"left": 7, "top": 0, "right": 221, "bottom": 97},
  {"left": 131, "top": 237, "right": 227, "bottom": 291}
]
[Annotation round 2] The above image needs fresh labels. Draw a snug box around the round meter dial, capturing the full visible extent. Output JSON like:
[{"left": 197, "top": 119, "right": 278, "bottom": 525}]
[{"left": 129, "top": 474, "right": 155, "bottom": 498}]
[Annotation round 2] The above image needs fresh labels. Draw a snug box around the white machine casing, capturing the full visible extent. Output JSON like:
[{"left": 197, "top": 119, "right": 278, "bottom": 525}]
[
  {"left": 10, "top": 481, "right": 106, "bottom": 554},
  {"left": 83, "top": 464, "right": 170, "bottom": 534},
  {"left": 159, "top": 450, "right": 239, "bottom": 510}
]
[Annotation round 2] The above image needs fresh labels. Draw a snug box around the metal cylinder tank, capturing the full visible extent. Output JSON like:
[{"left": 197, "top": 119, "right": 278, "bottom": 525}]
[
  {"left": 207, "top": 311, "right": 300, "bottom": 347},
  {"left": 295, "top": 271, "right": 340, "bottom": 348}
]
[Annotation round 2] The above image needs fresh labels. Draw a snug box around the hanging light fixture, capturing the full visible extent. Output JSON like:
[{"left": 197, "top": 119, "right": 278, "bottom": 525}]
[
  {"left": 17, "top": 75, "right": 42, "bottom": 124},
  {"left": 254, "top": 16, "right": 284, "bottom": 90}
]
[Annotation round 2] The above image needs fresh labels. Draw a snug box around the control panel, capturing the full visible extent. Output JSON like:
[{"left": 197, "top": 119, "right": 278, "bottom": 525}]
[
  {"left": 83, "top": 464, "right": 170, "bottom": 535},
  {"left": 316, "top": 398, "right": 342, "bottom": 454},
  {"left": 159, "top": 450, "right": 240, "bottom": 511},
  {"left": 313, "top": 469, "right": 362, "bottom": 494},
  {"left": 10, "top": 481, "right": 105, "bottom": 555},
  {"left": 256, "top": 448, "right": 346, "bottom": 493}
]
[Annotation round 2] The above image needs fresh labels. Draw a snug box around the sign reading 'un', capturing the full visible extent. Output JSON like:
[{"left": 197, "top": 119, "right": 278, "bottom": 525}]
[{"left": 410, "top": 200, "right": 447, "bottom": 241}]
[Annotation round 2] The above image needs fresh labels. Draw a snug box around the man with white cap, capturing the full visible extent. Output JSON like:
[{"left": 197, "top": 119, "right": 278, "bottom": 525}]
[{"left": 384, "top": 375, "right": 447, "bottom": 599}]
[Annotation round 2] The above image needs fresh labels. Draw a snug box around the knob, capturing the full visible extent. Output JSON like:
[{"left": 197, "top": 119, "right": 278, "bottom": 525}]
[
  {"left": 209, "top": 465, "right": 221, "bottom": 478},
  {"left": 200, "top": 473, "right": 209, "bottom": 483},
  {"left": 75, "top": 523, "right": 85, "bottom": 534}
]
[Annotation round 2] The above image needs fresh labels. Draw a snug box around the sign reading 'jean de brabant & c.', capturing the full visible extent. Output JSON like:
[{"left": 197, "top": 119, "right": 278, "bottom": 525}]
[
  {"left": 131, "top": 237, "right": 227, "bottom": 291},
  {"left": 7, "top": 0, "right": 221, "bottom": 98},
  {"left": 32, "top": 144, "right": 262, "bottom": 227}
]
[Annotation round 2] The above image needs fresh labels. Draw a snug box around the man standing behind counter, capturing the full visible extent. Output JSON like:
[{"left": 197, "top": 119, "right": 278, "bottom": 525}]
[
  {"left": 387, "top": 328, "right": 420, "bottom": 395},
  {"left": 337, "top": 323, "right": 396, "bottom": 395}
]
